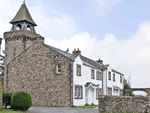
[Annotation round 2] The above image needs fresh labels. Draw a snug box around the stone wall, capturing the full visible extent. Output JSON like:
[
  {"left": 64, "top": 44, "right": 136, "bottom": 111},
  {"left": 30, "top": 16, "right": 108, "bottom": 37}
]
[
  {"left": 99, "top": 95, "right": 150, "bottom": 113},
  {"left": 0, "top": 77, "right": 3, "bottom": 110},
  {"left": 6, "top": 43, "right": 72, "bottom": 107}
]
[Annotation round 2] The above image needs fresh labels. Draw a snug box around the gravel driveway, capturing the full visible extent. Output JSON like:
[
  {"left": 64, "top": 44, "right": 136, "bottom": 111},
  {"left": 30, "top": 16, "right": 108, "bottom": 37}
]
[{"left": 28, "top": 106, "right": 99, "bottom": 113}]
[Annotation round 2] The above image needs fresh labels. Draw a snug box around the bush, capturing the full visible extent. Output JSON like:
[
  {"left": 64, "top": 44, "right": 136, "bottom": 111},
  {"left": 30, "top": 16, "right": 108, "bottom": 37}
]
[
  {"left": 3, "top": 92, "right": 12, "bottom": 107},
  {"left": 11, "top": 91, "right": 32, "bottom": 111}
]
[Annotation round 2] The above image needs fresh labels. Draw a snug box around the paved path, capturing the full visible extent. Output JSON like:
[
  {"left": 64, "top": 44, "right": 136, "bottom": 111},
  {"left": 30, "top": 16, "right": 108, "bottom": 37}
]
[{"left": 28, "top": 106, "right": 98, "bottom": 113}]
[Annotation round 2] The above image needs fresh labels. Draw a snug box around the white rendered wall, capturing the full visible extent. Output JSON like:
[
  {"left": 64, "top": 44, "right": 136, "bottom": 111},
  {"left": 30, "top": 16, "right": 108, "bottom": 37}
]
[
  {"left": 73, "top": 56, "right": 103, "bottom": 106},
  {"left": 106, "top": 65, "right": 124, "bottom": 96}
]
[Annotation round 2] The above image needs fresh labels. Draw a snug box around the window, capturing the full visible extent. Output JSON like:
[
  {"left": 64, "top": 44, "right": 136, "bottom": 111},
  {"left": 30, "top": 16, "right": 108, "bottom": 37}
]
[
  {"left": 100, "top": 72, "right": 102, "bottom": 80},
  {"left": 96, "top": 88, "right": 102, "bottom": 99},
  {"left": 56, "top": 64, "right": 61, "bottom": 74},
  {"left": 120, "top": 76, "right": 122, "bottom": 83},
  {"left": 113, "top": 73, "right": 115, "bottom": 81},
  {"left": 91, "top": 69, "right": 95, "bottom": 79},
  {"left": 107, "top": 87, "right": 112, "bottom": 95},
  {"left": 120, "top": 90, "right": 123, "bottom": 96},
  {"left": 75, "top": 85, "right": 83, "bottom": 99},
  {"left": 108, "top": 71, "right": 111, "bottom": 80},
  {"left": 76, "top": 64, "right": 81, "bottom": 76},
  {"left": 96, "top": 71, "right": 99, "bottom": 80}
]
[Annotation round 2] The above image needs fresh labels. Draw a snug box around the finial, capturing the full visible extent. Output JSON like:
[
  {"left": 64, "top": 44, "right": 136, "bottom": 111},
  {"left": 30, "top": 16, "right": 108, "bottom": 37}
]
[{"left": 23, "top": 0, "right": 25, "bottom": 4}]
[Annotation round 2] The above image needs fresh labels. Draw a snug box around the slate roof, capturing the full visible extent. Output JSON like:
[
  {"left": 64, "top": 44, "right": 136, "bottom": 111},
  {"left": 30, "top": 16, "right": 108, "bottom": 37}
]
[
  {"left": 44, "top": 44, "right": 75, "bottom": 60},
  {"left": 44, "top": 44, "right": 107, "bottom": 70},
  {"left": 112, "top": 69, "right": 124, "bottom": 76},
  {"left": 10, "top": 2, "right": 37, "bottom": 26}
]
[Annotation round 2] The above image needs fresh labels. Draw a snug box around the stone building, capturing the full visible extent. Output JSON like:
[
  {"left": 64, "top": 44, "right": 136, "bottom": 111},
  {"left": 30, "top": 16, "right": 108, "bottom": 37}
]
[{"left": 3, "top": 1, "right": 124, "bottom": 106}]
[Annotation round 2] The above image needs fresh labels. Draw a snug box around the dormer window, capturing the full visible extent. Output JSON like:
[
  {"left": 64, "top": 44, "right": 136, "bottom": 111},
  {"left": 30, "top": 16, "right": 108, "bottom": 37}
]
[
  {"left": 76, "top": 64, "right": 81, "bottom": 76},
  {"left": 56, "top": 64, "right": 61, "bottom": 74}
]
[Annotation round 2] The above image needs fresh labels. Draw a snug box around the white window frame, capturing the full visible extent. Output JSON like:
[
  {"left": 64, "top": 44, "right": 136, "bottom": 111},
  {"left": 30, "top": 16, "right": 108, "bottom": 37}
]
[{"left": 56, "top": 64, "right": 61, "bottom": 74}]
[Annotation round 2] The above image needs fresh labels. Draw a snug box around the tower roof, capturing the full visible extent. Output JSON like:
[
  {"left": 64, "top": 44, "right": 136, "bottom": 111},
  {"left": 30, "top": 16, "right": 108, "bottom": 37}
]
[{"left": 10, "top": 1, "right": 37, "bottom": 26}]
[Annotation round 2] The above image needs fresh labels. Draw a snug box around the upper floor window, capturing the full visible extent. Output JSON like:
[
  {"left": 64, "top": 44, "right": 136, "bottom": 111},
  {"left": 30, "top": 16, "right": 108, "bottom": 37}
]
[
  {"left": 91, "top": 69, "right": 95, "bottom": 79},
  {"left": 56, "top": 64, "right": 61, "bottom": 74},
  {"left": 96, "top": 71, "right": 99, "bottom": 80},
  {"left": 75, "top": 85, "right": 83, "bottom": 99},
  {"left": 99, "top": 72, "right": 102, "bottom": 80},
  {"left": 108, "top": 71, "right": 111, "bottom": 80},
  {"left": 113, "top": 73, "right": 115, "bottom": 81},
  {"left": 120, "top": 75, "right": 122, "bottom": 83},
  {"left": 76, "top": 64, "right": 81, "bottom": 76}
]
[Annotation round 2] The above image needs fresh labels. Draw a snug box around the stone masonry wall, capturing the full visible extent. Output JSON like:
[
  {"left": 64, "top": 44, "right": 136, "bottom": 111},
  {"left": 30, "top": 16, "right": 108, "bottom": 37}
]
[
  {"left": 0, "top": 77, "right": 2, "bottom": 110},
  {"left": 6, "top": 43, "right": 72, "bottom": 107},
  {"left": 99, "top": 95, "right": 150, "bottom": 113}
]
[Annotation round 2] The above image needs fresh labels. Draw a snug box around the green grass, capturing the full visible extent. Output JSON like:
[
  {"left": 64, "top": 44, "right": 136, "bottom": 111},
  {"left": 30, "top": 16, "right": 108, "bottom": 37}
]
[
  {"left": 73, "top": 105, "right": 98, "bottom": 108},
  {"left": 0, "top": 109, "right": 28, "bottom": 113}
]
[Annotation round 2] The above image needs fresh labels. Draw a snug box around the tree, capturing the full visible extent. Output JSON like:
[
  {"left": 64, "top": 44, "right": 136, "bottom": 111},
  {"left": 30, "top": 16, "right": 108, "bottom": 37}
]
[
  {"left": 0, "top": 50, "right": 5, "bottom": 76},
  {"left": 124, "top": 76, "right": 134, "bottom": 96}
]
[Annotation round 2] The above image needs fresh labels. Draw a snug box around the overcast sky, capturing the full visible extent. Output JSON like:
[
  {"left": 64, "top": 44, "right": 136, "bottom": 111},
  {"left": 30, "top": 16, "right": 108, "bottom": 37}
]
[{"left": 1, "top": 0, "right": 150, "bottom": 94}]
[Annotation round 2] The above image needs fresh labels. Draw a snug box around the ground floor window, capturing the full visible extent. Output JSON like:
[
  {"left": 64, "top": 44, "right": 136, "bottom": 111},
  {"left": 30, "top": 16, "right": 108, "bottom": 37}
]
[
  {"left": 107, "top": 87, "right": 112, "bottom": 95},
  {"left": 75, "top": 85, "right": 83, "bottom": 99},
  {"left": 120, "top": 90, "right": 123, "bottom": 96},
  {"left": 96, "top": 88, "right": 102, "bottom": 99}
]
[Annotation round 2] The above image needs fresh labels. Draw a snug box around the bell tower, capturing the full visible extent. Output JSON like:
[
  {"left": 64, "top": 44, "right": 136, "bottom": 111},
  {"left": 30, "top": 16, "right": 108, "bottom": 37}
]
[{"left": 3, "top": 1, "right": 38, "bottom": 92}]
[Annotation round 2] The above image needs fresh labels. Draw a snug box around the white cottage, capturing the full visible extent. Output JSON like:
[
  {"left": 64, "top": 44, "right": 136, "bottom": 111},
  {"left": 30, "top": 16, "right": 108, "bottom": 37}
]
[{"left": 71, "top": 49, "right": 124, "bottom": 106}]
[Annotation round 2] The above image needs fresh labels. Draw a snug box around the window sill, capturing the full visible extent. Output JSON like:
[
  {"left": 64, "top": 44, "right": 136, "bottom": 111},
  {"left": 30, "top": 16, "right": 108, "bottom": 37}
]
[
  {"left": 77, "top": 74, "right": 81, "bottom": 76},
  {"left": 75, "top": 98, "right": 83, "bottom": 99},
  {"left": 56, "top": 73, "right": 62, "bottom": 75}
]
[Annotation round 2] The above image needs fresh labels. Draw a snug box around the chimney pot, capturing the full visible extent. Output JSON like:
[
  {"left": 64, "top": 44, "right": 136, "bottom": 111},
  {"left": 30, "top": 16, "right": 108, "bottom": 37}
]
[
  {"left": 99, "top": 58, "right": 100, "bottom": 61},
  {"left": 78, "top": 48, "right": 79, "bottom": 51},
  {"left": 74, "top": 49, "right": 76, "bottom": 51}
]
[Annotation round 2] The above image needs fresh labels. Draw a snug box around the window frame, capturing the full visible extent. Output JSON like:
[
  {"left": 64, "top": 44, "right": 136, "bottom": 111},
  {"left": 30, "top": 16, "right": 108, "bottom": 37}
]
[
  {"left": 96, "top": 88, "right": 102, "bottom": 99},
  {"left": 55, "top": 64, "right": 62, "bottom": 75},
  {"left": 108, "top": 71, "right": 111, "bottom": 80},
  {"left": 99, "top": 72, "right": 102, "bottom": 81},
  {"left": 76, "top": 64, "right": 81, "bottom": 76},
  {"left": 107, "top": 87, "right": 112, "bottom": 95},
  {"left": 74, "top": 85, "right": 83, "bottom": 99},
  {"left": 113, "top": 73, "right": 115, "bottom": 82},
  {"left": 96, "top": 71, "right": 99, "bottom": 80},
  {"left": 91, "top": 69, "right": 95, "bottom": 79},
  {"left": 120, "top": 75, "right": 122, "bottom": 83}
]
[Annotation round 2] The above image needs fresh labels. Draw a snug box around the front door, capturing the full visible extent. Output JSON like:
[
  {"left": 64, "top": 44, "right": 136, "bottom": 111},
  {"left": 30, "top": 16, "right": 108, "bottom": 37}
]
[{"left": 86, "top": 87, "right": 94, "bottom": 105}]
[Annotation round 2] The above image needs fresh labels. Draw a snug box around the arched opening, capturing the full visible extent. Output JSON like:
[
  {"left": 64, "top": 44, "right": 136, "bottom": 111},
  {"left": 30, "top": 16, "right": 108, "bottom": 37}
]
[
  {"left": 132, "top": 91, "right": 147, "bottom": 96},
  {"left": 15, "top": 24, "right": 22, "bottom": 30},
  {"left": 27, "top": 25, "right": 31, "bottom": 31}
]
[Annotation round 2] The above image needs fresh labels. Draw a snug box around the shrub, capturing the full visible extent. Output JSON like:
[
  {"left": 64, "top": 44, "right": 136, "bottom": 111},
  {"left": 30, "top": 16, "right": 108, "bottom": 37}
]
[
  {"left": 3, "top": 92, "right": 12, "bottom": 107},
  {"left": 11, "top": 91, "right": 32, "bottom": 111}
]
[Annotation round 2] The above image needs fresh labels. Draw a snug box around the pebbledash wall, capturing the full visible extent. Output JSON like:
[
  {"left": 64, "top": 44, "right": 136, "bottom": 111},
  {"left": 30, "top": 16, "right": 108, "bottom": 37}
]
[
  {"left": 98, "top": 95, "right": 150, "bottom": 113},
  {"left": 6, "top": 43, "right": 73, "bottom": 107}
]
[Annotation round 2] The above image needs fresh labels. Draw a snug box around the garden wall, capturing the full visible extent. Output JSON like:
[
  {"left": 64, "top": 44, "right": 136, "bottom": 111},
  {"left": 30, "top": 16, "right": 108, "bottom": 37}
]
[
  {"left": 0, "top": 77, "right": 3, "bottom": 110},
  {"left": 99, "top": 95, "right": 150, "bottom": 113}
]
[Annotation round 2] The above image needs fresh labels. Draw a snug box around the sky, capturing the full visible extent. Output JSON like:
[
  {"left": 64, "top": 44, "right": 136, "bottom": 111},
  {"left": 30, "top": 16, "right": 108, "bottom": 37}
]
[{"left": 0, "top": 0, "right": 150, "bottom": 95}]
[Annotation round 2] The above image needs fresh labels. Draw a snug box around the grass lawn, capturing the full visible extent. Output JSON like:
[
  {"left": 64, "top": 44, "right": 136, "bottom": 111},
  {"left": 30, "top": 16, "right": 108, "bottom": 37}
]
[
  {"left": 0, "top": 109, "right": 28, "bottom": 113},
  {"left": 73, "top": 105, "right": 98, "bottom": 108}
]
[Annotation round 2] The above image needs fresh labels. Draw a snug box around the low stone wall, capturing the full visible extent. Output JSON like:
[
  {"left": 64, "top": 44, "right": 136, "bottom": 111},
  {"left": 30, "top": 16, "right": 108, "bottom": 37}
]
[
  {"left": 0, "top": 77, "right": 3, "bottom": 110},
  {"left": 99, "top": 95, "right": 150, "bottom": 113}
]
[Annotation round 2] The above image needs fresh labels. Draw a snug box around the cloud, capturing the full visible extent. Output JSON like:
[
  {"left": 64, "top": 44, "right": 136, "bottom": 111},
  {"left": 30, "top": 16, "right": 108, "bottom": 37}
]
[
  {"left": 86, "top": 0, "right": 120, "bottom": 16},
  {"left": 44, "top": 21, "right": 150, "bottom": 88}
]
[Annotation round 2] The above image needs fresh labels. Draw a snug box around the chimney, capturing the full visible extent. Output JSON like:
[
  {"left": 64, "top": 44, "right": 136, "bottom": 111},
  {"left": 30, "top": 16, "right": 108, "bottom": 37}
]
[
  {"left": 72, "top": 48, "right": 81, "bottom": 56},
  {"left": 33, "top": 34, "right": 44, "bottom": 44},
  {"left": 96, "top": 58, "right": 103, "bottom": 64}
]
